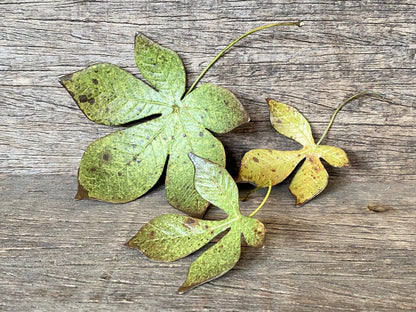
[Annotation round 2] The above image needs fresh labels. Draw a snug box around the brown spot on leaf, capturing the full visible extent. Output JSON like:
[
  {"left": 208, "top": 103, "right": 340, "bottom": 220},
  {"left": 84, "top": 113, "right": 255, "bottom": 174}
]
[
  {"left": 92, "top": 78, "right": 98, "bottom": 85},
  {"left": 148, "top": 230, "right": 155, "bottom": 238},
  {"left": 103, "top": 153, "right": 110, "bottom": 161},
  {"left": 79, "top": 94, "right": 88, "bottom": 103},
  {"left": 252, "top": 157, "right": 259, "bottom": 163},
  {"left": 199, "top": 132, "right": 204, "bottom": 137},
  {"left": 183, "top": 217, "right": 199, "bottom": 229},
  {"left": 275, "top": 118, "right": 282, "bottom": 123},
  {"left": 118, "top": 172, "right": 122, "bottom": 176},
  {"left": 88, "top": 98, "right": 95, "bottom": 105}
]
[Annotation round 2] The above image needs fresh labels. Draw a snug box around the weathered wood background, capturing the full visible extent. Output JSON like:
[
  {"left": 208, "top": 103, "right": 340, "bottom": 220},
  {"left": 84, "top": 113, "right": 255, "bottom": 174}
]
[{"left": 1, "top": 0, "right": 415, "bottom": 311}]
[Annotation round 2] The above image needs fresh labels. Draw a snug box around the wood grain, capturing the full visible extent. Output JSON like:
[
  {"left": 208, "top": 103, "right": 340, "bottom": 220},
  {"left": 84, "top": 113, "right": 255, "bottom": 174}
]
[
  {"left": 1, "top": 175, "right": 415, "bottom": 311},
  {"left": 1, "top": 0, "right": 415, "bottom": 310}
]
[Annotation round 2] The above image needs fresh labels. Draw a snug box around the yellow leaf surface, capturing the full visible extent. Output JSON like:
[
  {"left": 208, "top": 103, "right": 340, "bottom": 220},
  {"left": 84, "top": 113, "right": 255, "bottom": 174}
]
[
  {"left": 267, "top": 99, "right": 315, "bottom": 146},
  {"left": 318, "top": 145, "right": 349, "bottom": 167},
  {"left": 289, "top": 156, "right": 329, "bottom": 206},
  {"left": 238, "top": 98, "right": 350, "bottom": 206},
  {"left": 237, "top": 149, "right": 305, "bottom": 187}
]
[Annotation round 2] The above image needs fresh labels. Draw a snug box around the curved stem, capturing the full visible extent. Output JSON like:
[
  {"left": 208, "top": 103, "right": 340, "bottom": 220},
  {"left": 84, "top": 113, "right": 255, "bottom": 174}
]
[
  {"left": 316, "top": 90, "right": 385, "bottom": 145},
  {"left": 249, "top": 180, "right": 272, "bottom": 218},
  {"left": 185, "top": 21, "right": 303, "bottom": 97},
  {"left": 242, "top": 184, "right": 262, "bottom": 202}
]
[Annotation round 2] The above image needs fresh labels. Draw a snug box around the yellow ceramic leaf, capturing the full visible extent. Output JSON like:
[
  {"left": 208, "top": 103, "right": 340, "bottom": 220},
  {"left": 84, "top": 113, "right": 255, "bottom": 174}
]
[
  {"left": 289, "top": 156, "right": 329, "bottom": 206},
  {"left": 237, "top": 148, "right": 304, "bottom": 187},
  {"left": 318, "top": 145, "right": 349, "bottom": 167},
  {"left": 267, "top": 98, "right": 315, "bottom": 146}
]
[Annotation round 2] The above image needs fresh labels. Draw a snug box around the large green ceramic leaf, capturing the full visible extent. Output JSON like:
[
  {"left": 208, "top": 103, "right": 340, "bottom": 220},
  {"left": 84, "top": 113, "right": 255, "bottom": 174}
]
[
  {"left": 60, "top": 33, "right": 249, "bottom": 217},
  {"left": 126, "top": 154, "right": 266, "bottom": 293}
]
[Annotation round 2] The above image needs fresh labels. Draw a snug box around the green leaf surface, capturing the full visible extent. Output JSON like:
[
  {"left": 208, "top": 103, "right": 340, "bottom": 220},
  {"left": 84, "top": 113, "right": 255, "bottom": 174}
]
[
  {"left": 134, "top": 33, "right": 186, "bottom": 100},
  {"left": 126, "top": 214, "right": 224, "bottom": 262},
  {"left": 127, "top": 154, "right": 266, "bottom": 293},
  {"left": 75, "top": 117, "right": 170, "bottom": 202},
  {"left": 183, "top": 83, "right": 250, "bottom": 133},
  {"left": 240, "top": 217, "right": 266, "bottom": 247},
  {"left": 238, "top": 98, "right": 349, "bottom": 206},
  {"left": 60, "top": 63, "right": 167, "bottom": 126},
  {"left": 60, "top": 33, "right": 249, "bottom": 217},
  {"left": 178, "top": 228, "right": 241, "bottom": 294},
  {"left": 189, "top": 153, "right": 239, "bottom": 216}
]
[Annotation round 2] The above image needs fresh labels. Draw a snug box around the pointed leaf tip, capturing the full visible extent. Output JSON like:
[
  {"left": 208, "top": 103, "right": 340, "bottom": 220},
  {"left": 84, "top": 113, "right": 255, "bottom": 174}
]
[
  {"left": 178, "top": 229, "right": 241, "bottom": 293},
  {"left": 59, "top": 72, "right": 73, "bottom": 84},
  {"left": 124, "top": 237, "right": 137, "bottom": 249},
  {"left": 75, "top": 181, "right": 90, "bottom": 200},
  {"left": 188, "top": 152, "right": 198, "bottom": 163}
]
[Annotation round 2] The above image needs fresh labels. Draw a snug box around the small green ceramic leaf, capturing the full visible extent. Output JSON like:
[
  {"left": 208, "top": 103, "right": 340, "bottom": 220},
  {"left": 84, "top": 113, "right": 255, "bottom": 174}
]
[
  {"left": 127, "top": 154, "right": 268, "bottom": 293},
  {"left": 60, "top": 33, "right": 249, "bottom": 217},
  {"left": 238, "top": 98, "right": 350, "bottom": 206}
]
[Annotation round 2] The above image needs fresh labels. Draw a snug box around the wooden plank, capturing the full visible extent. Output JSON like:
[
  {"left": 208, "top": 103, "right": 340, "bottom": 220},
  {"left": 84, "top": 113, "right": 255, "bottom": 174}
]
[
  {"left": 1, "top": 0, "right": 415, "bottom": 310},
  {"left": 0, "top": 175, "right": 415, "bottom": 311},
  {"left": 0, "top": 0, "right": 415, "bottom": 181}
]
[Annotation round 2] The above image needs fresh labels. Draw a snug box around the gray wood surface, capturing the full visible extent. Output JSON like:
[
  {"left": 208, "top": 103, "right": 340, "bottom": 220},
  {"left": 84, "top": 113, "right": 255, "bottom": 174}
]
[{"left": 1, "top": 0, "right": 415, "bottom": 311}]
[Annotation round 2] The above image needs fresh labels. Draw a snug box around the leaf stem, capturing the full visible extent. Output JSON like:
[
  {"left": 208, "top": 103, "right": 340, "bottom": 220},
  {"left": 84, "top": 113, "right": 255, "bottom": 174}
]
[
  {"left": 242, "top": 185, "right": 261, "bottom": 202},
  {"left": 249, "top": 180, "right": 272, "bottom": 218},
  {"left": 316, "top": 90, "right": 386, "bottom": 145},
  {"left": 185, "top": 21, "right": 304, "bottom": 96}
]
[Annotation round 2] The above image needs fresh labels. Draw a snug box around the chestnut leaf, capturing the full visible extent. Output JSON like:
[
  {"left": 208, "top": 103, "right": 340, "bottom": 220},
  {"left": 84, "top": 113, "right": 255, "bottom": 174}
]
[
  {"left": 126, "top": 154, "right": 266, "bottom": 293},
  {"left": 60, "top": 34, "right": 248, "bottom": 217},
  {"left": 237, "top": 98, "right": 349, "bottom": 206}
]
